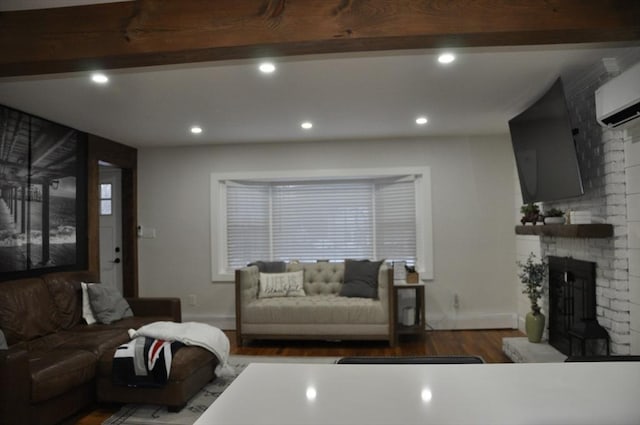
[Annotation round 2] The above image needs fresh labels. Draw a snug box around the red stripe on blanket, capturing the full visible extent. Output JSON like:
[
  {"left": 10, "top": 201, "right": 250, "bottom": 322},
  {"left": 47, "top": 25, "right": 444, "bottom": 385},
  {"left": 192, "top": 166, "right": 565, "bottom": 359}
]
[{"left": 148, "top": 339, "right": 166, "bottom": 370}]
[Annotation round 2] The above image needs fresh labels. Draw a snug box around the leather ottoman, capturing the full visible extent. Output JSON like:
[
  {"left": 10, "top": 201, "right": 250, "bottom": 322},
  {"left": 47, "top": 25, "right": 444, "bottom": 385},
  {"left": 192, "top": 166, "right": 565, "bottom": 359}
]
[{"left": 97, "top": 345, "right": 219, "bottom": 411}]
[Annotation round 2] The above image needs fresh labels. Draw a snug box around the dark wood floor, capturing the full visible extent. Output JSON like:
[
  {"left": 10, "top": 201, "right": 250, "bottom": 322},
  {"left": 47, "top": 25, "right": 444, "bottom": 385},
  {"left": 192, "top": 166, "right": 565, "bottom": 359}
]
[
  {"left": 70, "top": 328, "right": 523, "bottom": 425},
  {"left": 230, "top": 329, "right": 522, "bottom": 362}
]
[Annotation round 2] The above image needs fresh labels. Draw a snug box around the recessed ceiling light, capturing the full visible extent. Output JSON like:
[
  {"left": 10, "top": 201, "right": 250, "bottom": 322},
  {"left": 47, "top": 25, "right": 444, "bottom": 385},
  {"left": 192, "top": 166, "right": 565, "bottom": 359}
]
[
  {"left": 259, "top": 62, "right": 276, "bottom": 74},
  {"left": 301, "top": 121, "right": 313, "bottom": 130},
  {"left": 416, "top": 116, "right": 428, "bottom": 125},
  {"left": 91, "top": 73, "right": 109, "bottom": 84},
  {"left": 190, "top": 126, "right": 203, "bottom": 134},
  {"left": 437, "top": 53, "right": 456, "bottom": 64}
]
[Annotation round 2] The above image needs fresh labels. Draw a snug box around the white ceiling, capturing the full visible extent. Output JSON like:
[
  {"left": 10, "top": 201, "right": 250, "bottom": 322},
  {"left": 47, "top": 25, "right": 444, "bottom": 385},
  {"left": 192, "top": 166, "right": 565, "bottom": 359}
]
[{"left": 1, "top": 41, "right": 639, "bottom": 148}]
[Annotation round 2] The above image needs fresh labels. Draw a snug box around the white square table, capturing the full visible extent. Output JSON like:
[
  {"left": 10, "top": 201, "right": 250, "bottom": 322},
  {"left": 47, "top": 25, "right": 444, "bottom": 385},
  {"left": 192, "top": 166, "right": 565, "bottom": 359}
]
[{"left": 194, "top": 361, "right": 640, "bottom": 425}]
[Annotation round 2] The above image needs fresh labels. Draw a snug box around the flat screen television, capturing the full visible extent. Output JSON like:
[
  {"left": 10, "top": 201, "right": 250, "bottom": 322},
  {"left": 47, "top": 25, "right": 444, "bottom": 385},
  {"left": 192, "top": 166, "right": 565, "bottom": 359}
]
[{"left": 508, "top": 78, "right": 584, "bottom": 204}]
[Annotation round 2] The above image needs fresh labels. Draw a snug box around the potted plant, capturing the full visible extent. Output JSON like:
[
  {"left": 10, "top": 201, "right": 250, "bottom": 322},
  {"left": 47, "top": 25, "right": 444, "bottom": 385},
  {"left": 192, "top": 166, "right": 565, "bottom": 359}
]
[
  {"left": 517, "top": 253, "right": 547, "bottom": 343},
  {"left": 520, "top": 204, "right": 541, "bottom": 225},
  {"left": 543, "top": 208, "right": 565, "bottom": 225}
]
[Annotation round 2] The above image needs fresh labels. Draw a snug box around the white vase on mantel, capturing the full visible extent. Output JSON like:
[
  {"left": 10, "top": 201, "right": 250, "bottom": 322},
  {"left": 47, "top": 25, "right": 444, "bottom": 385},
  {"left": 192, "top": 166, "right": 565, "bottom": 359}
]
[{"left": 544, "top": 217, "right": 566, "bottom": 225}]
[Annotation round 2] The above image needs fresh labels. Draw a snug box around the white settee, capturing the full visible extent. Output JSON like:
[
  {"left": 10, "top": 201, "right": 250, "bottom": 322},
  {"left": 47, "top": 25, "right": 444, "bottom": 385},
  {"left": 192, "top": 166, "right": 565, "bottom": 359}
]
[{"left": 235, "top": 261, "right": 395, "bottom": 346}]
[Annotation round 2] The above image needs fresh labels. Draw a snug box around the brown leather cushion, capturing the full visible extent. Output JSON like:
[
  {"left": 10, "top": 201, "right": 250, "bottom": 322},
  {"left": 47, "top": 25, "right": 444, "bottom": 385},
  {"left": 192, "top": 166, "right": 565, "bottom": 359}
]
[
  {"left": 66, "top": 317, "right": 174, "bottom": 334},
  {"left": 98, "top": 345, "right": 216, "bottom": 381},
  {"left": 25, "top": 329, "right": 130, "bottom": 358},
  {"left": 29, "top": 349, "right": 96, "bottom": 403},
  {"left": 59, "top": 330, "right": 131, "bottom": 357},
  {"left": 0, "top": 278, "right": 60, "bottom": 345},
  {"left": 88, "top": 316, "right": 175, "bottom": 330},
  {"left": 42, "top": 271, "right": 100, "bottom": 329}
]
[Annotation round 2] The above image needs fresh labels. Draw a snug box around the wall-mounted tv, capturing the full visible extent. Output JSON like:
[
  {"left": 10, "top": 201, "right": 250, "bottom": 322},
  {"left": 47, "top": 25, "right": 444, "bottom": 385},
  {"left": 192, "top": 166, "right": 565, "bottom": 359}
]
[{"left": 508, "top": 78, "right": 584, "bottom": 204}]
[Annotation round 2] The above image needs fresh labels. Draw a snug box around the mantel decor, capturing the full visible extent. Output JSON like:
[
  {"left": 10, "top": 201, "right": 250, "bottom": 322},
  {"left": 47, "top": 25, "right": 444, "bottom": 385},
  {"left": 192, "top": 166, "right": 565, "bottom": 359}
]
[
  {"left": 0, "top": 104, "right": 87, "bottom": 279},
  {"left": 519, "top": 203, "right": 541, "bottom": 225}
]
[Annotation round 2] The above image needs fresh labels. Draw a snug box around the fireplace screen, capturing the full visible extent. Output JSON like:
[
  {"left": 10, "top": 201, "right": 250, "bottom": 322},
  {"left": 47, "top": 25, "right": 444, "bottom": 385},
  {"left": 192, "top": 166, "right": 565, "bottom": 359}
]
[{"left": 548, "top": 256, "right": 609, "bottom": 356}]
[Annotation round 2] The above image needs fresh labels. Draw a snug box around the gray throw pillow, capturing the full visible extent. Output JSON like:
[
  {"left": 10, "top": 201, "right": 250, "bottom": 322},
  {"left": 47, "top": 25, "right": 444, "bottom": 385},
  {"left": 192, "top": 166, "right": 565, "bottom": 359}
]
[
  {"left": 339, "top": 259, "right": 384, "bottom": 299},
  {"left": 0, "top": 329, "right": 7, "bottom": 350},
  {"left": 86, "top": 284, "right": 133, "bottom": 325},
  {"left": 249, "top": 261, "right": 286, "bottom": 273}
]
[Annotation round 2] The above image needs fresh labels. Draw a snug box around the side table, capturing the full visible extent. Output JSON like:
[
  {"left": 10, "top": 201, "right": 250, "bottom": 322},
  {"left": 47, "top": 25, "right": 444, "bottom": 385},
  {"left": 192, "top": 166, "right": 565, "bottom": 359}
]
[{"left": 393, "top": 281, "right": 425, "bottom": 343}]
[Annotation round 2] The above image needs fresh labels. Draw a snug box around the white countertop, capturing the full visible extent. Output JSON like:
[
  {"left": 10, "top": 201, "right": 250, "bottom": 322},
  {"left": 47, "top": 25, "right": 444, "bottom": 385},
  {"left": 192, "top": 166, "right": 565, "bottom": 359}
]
[{"left": 195, "top": 361, "right": 640, "bottom": 425}]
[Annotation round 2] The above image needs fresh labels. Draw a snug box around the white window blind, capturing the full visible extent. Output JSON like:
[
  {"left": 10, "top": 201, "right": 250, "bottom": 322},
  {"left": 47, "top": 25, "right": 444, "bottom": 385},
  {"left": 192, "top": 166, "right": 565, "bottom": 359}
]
[
  {"left": 272, "top": 181, "right": 374, "bottom": 262},
  {"left": 375, "top": 178, "right": 416, "bottom": 264},
  {"left": 226, "top": 182, "right": 270, "bottom": 269},
  {"left": 224, "top": 176, "right": 416, "bottom": 269}
]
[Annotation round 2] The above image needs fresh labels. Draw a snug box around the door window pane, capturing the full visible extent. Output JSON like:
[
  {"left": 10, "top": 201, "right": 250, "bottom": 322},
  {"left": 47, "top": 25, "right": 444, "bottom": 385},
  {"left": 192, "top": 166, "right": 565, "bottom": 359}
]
[
  {"left": 101, "top": 184, "right": 112, "bottom": 199},
  {"left": 101, "top": 200, "right": 112, "bottom": 215},
  {"left": 100, "top": 183, "right": 113, "bottom": 216}
]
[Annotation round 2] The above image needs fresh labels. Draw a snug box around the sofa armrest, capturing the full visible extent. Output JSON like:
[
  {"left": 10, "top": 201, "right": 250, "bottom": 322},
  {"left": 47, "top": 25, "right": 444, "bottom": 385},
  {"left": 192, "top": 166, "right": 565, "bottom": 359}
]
[
  {"left": 377, "top": 265, "right": 395, "bottom": 344},
  {"left": 235, "top": 266, "right": 260, "bottom": 305},
  {"left": 125, "top": 297, "right": 182, "bottom": 322},
  {"left": 235, "top": 266, "right": 259, "bottom": 345},
  {"left": 0, "top": 347, "right": 30, "bottom": 424}
]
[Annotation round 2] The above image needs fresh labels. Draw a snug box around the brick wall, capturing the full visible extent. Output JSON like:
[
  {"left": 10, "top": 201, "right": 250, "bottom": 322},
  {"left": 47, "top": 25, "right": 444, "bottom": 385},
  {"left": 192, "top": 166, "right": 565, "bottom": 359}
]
[
  {"left": 627, "top": 126, "right": 640, "bottom": 354},
  {"left": 539, "top": 57, "right": 640, "bottom": 355}
]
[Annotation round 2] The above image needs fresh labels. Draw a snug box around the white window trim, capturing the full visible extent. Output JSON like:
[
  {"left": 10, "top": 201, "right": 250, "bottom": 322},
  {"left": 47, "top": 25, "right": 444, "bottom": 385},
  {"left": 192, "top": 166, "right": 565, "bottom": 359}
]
[{"left": 210, "top": 167, "right": 433, "bottom": 282}]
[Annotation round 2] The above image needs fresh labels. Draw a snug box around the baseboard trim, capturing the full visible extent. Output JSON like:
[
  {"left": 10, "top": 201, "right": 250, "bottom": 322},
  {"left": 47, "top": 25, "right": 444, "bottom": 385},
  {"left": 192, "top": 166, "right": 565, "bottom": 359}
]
[
  {"left": 184, "top": 313, "right": 518, "bottom": 331},
  {"left": 426, "top": 312, "right": 518, "bottom": 330},
  {"left": 518, "top": 315, "right": 526, "bottom": 333},
  {"left": 182, "top": 313, "right": 235, "bottom": 330}
]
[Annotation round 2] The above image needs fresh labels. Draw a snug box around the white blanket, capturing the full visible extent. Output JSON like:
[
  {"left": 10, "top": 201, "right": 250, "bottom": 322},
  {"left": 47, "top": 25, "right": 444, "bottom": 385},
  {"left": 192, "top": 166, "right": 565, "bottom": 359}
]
[{"left": 129, "top": 322, "right": 235, "bottom": 377}]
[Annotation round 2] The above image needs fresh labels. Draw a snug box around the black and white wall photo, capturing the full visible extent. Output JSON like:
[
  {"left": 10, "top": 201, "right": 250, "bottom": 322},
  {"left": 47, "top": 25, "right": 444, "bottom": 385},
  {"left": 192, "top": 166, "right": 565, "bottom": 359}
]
[{"left": 0, "top": 105, "right": 86, "bottom": 276}]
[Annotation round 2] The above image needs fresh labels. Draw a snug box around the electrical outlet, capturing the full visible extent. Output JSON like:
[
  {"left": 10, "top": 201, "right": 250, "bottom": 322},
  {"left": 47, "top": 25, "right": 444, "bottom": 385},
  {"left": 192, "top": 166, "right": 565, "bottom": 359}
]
[
  {"left": 188, "top": 294, "right": 197, "bottom": 306},
  {"left": 453, "top": 293, "right": 460, "bottom": 310}
]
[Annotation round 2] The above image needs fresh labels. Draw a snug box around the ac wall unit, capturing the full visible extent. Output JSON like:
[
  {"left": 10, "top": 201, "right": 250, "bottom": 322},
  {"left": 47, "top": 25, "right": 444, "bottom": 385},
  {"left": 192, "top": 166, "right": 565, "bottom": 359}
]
[{"left": 595, "top": 61, "right": 640, "bottom": 129}]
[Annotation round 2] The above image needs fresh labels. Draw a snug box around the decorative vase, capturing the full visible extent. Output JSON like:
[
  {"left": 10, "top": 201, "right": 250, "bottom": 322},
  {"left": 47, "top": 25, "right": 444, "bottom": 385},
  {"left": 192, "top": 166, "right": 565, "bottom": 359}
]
[
  {"left": 544, "top": 216, "right": 566, "bottom": 225},
  {"left": 525, "top": 311, "right": 545, "bottom": 343}
]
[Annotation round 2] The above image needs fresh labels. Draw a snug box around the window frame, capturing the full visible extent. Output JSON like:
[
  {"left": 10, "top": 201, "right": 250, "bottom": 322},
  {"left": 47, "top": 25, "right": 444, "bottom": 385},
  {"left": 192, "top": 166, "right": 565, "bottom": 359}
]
[{"left": 210, "top": 167, "right": 433, "bottom": 282}]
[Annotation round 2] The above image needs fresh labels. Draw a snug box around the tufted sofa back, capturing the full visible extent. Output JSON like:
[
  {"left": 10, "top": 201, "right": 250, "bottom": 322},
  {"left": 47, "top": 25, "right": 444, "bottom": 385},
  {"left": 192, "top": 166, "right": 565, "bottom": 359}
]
[
  {"left": 287, "top": 262, "right": 344, "bottom": 296},
  {"left": 236, "top": 261, "right": 391, "bottom": 306},
  {"left": 286, "top": 262, "right": 390, "bottom": 300}
]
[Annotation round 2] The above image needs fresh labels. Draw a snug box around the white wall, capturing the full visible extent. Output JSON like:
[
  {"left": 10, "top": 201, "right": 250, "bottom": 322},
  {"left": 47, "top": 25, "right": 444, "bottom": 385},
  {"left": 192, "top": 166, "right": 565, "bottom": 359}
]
[{"left": 137, "top": 136, "right": 518, "bottom": 329}]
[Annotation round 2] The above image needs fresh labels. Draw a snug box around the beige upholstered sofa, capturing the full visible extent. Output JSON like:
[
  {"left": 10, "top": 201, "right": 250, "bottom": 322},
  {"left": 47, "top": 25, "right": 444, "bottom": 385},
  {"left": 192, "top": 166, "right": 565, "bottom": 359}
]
[{"left": 235, "top": 261, "right": 395, "bottom": 346}]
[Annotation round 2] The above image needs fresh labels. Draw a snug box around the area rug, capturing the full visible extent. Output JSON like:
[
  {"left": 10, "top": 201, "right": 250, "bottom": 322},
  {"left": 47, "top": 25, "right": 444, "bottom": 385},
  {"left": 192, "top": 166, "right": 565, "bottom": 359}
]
[{"left": 102, "top": 355, "right": 339, "bottom": 425}]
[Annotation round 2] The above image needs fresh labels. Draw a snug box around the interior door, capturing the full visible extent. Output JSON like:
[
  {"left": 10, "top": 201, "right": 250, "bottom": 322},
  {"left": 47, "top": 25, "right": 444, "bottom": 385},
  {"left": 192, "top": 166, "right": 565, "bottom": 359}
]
[{"left": 99, "top": 167, "right": 123, "bottom": 293}]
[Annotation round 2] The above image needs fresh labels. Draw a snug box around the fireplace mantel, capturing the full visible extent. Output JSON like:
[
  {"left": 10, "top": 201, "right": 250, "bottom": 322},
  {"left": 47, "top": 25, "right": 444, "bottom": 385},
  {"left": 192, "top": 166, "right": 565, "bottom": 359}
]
[{"left": 514, "top": 224, "right": 613, "bottom": 238}]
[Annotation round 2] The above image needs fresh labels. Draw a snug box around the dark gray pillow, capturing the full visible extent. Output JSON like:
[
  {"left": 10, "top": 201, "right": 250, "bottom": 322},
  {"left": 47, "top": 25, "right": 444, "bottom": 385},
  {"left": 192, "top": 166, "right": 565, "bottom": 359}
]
[
  {"left": 249, "top": 261, "right": 286, "bottom": 273},
  {"left": 86, "top": 284, "right": 133, "bottom": 325},
  {"left": 339, "top": 259, "right": 384, "bottom": 299}
]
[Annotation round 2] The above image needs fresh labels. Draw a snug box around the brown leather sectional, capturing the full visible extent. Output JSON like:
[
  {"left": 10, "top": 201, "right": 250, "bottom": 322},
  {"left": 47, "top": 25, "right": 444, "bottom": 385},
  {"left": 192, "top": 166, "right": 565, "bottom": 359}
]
[{"left": 0, "top": 271, "right": 218, "bottom": 425}]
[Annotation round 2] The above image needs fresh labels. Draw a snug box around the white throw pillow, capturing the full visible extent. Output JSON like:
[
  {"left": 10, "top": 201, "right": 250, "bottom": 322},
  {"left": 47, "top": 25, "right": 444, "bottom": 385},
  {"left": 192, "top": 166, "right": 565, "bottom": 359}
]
[
  {"left": 259, "top": 271, "right": 305, "bottom": 298},
  {"left": 81, "top": 282, "right": 97, "bottom": 325}
]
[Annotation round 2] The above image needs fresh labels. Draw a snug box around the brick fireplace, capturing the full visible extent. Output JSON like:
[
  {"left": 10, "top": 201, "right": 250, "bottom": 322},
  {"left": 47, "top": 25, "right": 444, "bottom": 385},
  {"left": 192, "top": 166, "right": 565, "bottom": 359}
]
[
  {"left": 514, "top": 53, "right": 640, "bottom": 357},
  {"left": 539, "top": 65, "right": 634, "bottom": 355}
]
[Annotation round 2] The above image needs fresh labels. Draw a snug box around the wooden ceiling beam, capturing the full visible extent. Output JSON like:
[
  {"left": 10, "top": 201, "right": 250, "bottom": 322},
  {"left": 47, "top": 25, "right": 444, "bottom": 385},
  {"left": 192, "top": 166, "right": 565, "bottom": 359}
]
[{"left": 0, "top": 0, "right": 639, "bottom": 77}]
